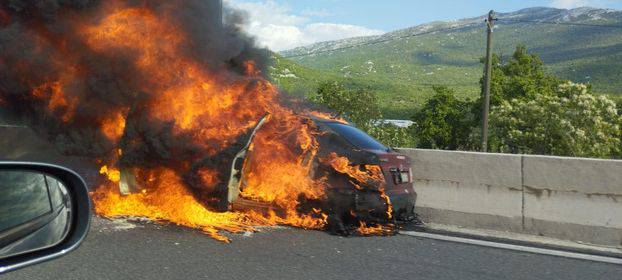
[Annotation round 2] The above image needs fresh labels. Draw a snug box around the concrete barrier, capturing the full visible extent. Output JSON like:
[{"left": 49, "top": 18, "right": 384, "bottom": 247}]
[
  {"left": 522, "top": 155, "right": 622, "bottom": 247},
  {"left": 397, "top": 148, "right": 622, "bottom": 248}
]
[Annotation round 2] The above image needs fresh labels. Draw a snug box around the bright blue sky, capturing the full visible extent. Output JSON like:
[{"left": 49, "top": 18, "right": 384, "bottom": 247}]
[
  {"left": 227, "top": 0, "right": 622, "bottom": 51},
  {"left": 270, "top": 0, "right": 622, "bottom": 30}
]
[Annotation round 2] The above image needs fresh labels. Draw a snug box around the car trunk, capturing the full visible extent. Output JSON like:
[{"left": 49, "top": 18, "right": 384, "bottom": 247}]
[{"left": 376, "top": 151, "right": 417, "bottom": 221}]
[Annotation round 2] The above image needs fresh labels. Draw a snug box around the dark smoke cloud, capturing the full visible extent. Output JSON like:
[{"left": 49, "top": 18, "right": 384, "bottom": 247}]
[
  {"left": 0, "top": 0, "right": 269, "bottom": 157},
  {"left": 4, "top": 0, "right": 99, "bottom": 14},
  {"left": 0, "top": 0, "right": 271, "bottom": 202},
  {"left": 0, "top": 1, "right": 395, "bottom": 233}
]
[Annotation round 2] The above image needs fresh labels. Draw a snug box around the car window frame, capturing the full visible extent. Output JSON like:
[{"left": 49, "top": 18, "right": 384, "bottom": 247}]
[{"left": 324, "top": 122, "right": 389, "bottom": 151}]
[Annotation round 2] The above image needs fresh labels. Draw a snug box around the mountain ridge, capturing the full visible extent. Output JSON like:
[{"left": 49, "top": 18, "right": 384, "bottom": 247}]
[
  {"left": 280, "top": 7, "right": 622, "bottom": 57},
  {"left": 271, "top": 7, "right": 622, "bottom": 118}
]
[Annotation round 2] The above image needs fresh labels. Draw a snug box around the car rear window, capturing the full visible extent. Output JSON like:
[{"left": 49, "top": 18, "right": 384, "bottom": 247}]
[{"left": 325, "top": 122, "right": 388, "bottom": 151}]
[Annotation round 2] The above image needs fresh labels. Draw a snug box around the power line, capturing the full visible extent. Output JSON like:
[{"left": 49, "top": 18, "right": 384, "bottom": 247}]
[
  {"left": 281, "top": 24, "right": 475, "bottom": 59},
  {"left": 497, "top": 18, "right": 622, "bottom": 29}
]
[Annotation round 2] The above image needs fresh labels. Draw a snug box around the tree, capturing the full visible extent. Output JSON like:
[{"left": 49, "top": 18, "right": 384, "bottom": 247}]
[
  {"left": 411, "top": 86, "right": 475, "bottom": 150},
  {"left": 490, "top": 45, "right": 561, "bottom": 103},
  {"left": 617, "top": 99, "right": 622, "bottom": 158},
  {"left": 310, "top": 81, "right": 415, "bottom": 148},
  {"left": 474, "top": 45, "right": 563, "bottom": 124},
  {"left": 490, "top": 82, "right": 621, "bottom": 158},
  {"left": 310, "top": 81, "right": 381, "bottom": 129},
  {"left": 366, "top": 123, "right": 416, "bottom": 148}
]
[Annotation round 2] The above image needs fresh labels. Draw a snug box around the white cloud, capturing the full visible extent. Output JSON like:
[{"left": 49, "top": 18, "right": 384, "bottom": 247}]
[
  {"left": 302, "top": 23, "right": 384, "bottom": 44},
  {"left": 300, "top": 8, "right": 332, "bottom": 18},
  {"left": 225, "top": 0, "right": 384, "bottom": 51},
  {"left": 550, "top": 0, "right": 590, "bottom": 9}
]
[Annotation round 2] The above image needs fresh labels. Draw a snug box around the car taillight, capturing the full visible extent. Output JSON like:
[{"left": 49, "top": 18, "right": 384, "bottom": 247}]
[{"left": 389, "top": 168, "right": 411, "bottom": 184}]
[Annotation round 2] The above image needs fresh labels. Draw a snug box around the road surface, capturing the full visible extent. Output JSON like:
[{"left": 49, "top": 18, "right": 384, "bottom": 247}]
[
  {"left": 4, "top": 217, "right": 620, "bottom": 280},
  {"left": 2, "top": 126, "right": 621, "bottom": 279}
]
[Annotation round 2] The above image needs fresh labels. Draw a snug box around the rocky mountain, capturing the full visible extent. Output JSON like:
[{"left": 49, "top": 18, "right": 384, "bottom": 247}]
[{"left": 273, "top": 7, "right": 622, "bottom": 118}]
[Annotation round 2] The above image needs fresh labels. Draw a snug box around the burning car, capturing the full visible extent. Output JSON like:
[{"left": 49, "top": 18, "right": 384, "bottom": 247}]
[
  {"left": 225, "top": 115, "right": 418, "bottom": 234},
  {"left": 114, "top": 114, "right": 419, "bottom": 235},
  {"left": 1, "top": 0, "right": 415, "bottom": 240}
]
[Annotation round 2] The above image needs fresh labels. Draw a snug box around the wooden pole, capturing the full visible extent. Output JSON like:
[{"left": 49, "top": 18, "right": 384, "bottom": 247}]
[{"left": 481, "top": 10, "right": 496, "bottom": 152}]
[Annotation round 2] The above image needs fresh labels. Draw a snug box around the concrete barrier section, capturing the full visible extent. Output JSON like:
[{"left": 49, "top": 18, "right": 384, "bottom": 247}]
[
  {"left": 522, "top": 155, "right": 622, "bottom": 247},
  {"left": 397, "top": 148, "right": 622, "bottom": 248},
  {"left": 401, "top": 149, "right": 524, "bottom": 232}
]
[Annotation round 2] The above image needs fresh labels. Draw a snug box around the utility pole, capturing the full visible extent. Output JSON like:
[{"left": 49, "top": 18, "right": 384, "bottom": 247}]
[{"left": 481, "top": 10, "right": 496, "bottom": 152}]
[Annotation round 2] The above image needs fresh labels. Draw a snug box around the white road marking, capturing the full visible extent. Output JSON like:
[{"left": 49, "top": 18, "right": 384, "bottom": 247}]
[
  {"left": 0, "top": 124, "right": 27, "bottom": 128},
  {"left": 399, "top": 231, "right": 622, "bottom": 265}
]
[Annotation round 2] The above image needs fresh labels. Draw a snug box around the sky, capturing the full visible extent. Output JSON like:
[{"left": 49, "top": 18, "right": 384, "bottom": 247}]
[{"left": 225, "top": 0, "right": 622, "bottom": 51}]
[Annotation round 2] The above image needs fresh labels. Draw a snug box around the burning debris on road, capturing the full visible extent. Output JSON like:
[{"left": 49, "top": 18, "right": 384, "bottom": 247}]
[{"left": 0, "top": 0, "right": 415, "bottom": 242}]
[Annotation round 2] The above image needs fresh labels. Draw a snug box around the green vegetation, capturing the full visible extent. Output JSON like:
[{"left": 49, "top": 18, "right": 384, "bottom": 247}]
[
  {"left": 269, "top": 56, "right": 341, "bottom": 98},
  {"left": 481, "top": 46, "right": 621, "bottom": 158},
  {"left": 269, "top": 8, "right": 622, "bottom": 158},
  {"left": 484, "top": 45, "right": 562, "bottom": 107},
  {"left": 272, "top": 7, "right": 622, "bottom": 119},
  {"left": 411, "top": 86, "right": 476, "bottom": 150},
  {"left": 309, "top": 81, "right": 415, "bottom": 148},
  {"left": 491, "top": 82, "right": 621, "bottom": 158},
  {"left": 309, "top": 81, "right": 381, "bottom": 128},
  {"left": 304, "top": 46, "right": 622, "bottom": 159}
]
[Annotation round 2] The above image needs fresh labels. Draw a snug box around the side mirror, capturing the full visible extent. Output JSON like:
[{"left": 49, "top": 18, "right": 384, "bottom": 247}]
[{"left": 0, "top": 162, "right": 91, "bottom": 274}]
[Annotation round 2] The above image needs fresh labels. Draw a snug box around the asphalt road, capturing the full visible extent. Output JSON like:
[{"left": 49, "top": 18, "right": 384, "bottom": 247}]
[
  {"left": 4, "top": 217, "right": 621, "bottom": 280},
  {"left": 2, "top": 126, "right": 621, "bottom": 279}
]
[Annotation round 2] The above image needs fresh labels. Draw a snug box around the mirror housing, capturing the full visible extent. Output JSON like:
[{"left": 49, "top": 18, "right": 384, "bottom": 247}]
[{"left": 0, "top": 162, "right": 91, "bottom": 274}]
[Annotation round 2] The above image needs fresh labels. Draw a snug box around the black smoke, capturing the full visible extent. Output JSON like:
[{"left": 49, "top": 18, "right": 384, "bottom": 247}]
[
  {"left": 0, "top": 1, "right": 397, "bottom": 233},
  {"left": 0, "top": 0, "right": 274, "bottom": 208},
  {"left": 0, "top": 0, "right": 268, "bottom": 158}
]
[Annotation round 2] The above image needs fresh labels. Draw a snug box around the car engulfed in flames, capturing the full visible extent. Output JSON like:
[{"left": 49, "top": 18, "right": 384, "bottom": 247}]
[
  {"left": 226, "top": 116, "right": 418, "bottom": 235},
  {"left": 104, "top": 114, "right": 419, "bottom": 239},
  {"left": 0, "top": 0, "right": 417, "bottom": 242}
]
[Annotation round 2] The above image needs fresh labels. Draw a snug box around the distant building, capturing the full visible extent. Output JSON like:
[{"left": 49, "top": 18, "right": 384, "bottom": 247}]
[{"left": 374, "top": 119, "right": 415, "bottom": 128}]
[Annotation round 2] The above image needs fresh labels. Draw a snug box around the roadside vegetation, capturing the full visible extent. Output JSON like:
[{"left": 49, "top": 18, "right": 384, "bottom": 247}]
[
  {"left": 308, "top": 81, "right": 416, "bottom": 148},
  {"left": 304, "top": 45, "right": 622, "bottom": 159},
  {"left": 277, "top": 7, "right": 622, "bottom": 119}
]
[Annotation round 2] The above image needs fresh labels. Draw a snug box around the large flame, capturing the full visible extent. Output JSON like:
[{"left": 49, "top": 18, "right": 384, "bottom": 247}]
[
  {"left": 80, "top": 2, "right": 336, "bottom": 241},
  {"left": 93, "top": 169, "right": 252, "bottom": 243},
  {"left": 0, "top": 1, "right": 394, "bottom": 241}
]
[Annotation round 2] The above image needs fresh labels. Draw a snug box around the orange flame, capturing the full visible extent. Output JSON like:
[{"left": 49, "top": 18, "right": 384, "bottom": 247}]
[
  {"left": 93, "top": 169, "right": 253, "bottom": 243},
  {"left": 31, "top": 81, "right": 77, "bottom": 122},
  {"left": 99, "top": 165, "right": 120, "bottom": 183},
  {"left": 307, "top": 111, "right": 349, "bottom": 124},
  {"left": 324, "top": 152, "right": 393, "bottom": 220},
  {"left": 324, "top": 152, "right": 386, "bottom": 188},
  {"left": 84, "top": 3, "right": 331, "bottom": 239},
  {"left": 10, "top": 1, "right": 397, "bottom": 241},
  {"left": 356, "top": 221, "right": 394, "bottom": 236},
  {"left": 101, "top": 112, "right": 127, "bottom": 142}
]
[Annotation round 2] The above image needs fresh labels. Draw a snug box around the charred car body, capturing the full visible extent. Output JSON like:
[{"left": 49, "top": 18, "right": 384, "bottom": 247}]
[
  {"left": 226, "top": 116, "right": 418, "bottom": 233},
  {"left": 118, "top": 116, "right": 418, "bottom": 234}
]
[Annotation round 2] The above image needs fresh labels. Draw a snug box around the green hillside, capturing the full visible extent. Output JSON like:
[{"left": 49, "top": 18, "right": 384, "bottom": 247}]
[{"left": 271, "top": 7, "right": 622, "bottom": 119}]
